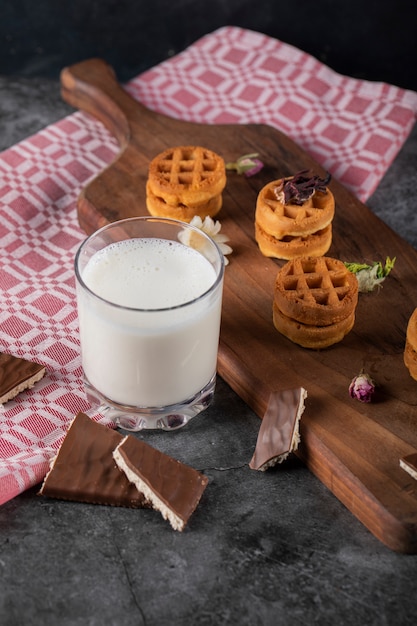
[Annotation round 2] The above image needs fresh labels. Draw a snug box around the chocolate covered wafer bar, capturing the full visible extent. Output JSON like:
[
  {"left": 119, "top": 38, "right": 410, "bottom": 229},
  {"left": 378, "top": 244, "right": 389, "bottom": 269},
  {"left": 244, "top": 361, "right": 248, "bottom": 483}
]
[
  {"left": 399, "top": 453, "right": 417, "bottom": 481},
  {"left": 113, "top": 435, "right": 208, "bottom": 531},
  {"left": 249, "top": 387, "right": 307, "bottom": 471},
  {"left": 39, "top": 412, "right": 149, "bottom": 508},
  {"left": 0, "top": 352, "right": 45, "bottom": 403}
]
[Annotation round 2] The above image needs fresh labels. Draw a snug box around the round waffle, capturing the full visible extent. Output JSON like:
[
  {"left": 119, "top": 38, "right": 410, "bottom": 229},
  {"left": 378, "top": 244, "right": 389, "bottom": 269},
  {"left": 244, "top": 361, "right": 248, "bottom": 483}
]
[
  {"left": 405, "top": 308, "right": 417, "bottom": 348},
  {"left": 273, "top": 304, "right": 355, "bottom": 349},
  {"left": 272, "top": 255, "right": 358, "bottom": 348},
  {"left": 146, "top": 182, "right": 222, "bottom": 222},
  {"left": 255, "top": 222, "right": 332, "bottom": 260},
  {"left": 147, "top": 145, "right": 226, "bottom": 206},
  {"left": 274, "top": 256, "right": 358, "bottom": 326},
  {"left": 404, "top": 341, "right": 417, "bottom": 381},
  {"left": 404, "top": 308, "right": 417, "bottom": 380},
  {"left": 256, "top": 178, "right": 334, "bottom": 238}
]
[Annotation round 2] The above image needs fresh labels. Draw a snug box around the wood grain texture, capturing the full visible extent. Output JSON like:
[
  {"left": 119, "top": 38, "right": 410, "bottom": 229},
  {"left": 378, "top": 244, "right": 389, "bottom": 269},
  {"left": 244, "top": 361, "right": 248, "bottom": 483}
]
[{"left": 61, "top": 59, "right": 417, "bottom": 553}]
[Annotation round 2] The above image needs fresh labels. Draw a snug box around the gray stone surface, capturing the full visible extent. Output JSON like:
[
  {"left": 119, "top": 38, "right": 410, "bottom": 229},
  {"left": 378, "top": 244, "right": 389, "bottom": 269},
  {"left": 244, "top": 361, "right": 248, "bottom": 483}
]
[
  {"left": 0, "top": 76, "right": 417, "bottom": 626},
  {"left": 2, "top": 0, "right": 417, "bottom": 92},
  {"left": 0, "top": 76, "right": 73, "bottom": 151}
]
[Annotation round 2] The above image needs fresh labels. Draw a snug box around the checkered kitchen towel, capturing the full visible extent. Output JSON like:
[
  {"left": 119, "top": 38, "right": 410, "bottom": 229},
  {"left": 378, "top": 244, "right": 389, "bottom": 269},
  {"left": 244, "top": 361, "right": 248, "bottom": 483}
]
[{"left": 1, "top": 26, "right": 416, "bottom": 504}]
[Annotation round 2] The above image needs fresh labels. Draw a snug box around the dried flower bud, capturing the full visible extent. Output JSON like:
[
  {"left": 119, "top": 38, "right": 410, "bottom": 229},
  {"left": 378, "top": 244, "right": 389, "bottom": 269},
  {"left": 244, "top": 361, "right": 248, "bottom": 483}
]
[
  {"left": 225, "top": 153, "right": 264, "bottom": 177},
  {"left": 349, "top": 372, "right": 375, "bottom": 403}
]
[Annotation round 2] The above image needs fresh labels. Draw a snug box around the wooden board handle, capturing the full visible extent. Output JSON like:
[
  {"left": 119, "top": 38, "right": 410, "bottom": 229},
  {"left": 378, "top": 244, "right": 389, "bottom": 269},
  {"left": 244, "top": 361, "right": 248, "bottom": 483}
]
[{"left": 61, "top": 58, "right": 137, "bottom": 147}]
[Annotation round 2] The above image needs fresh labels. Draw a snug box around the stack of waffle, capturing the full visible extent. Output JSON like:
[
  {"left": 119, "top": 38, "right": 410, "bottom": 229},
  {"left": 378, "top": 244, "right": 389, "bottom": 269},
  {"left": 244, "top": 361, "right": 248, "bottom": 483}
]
[
  {"left": 146, "top": 145, "right": 226, "bottom": 222},
  {"left": 404, "top": 308, "right": 417, "bottom": 380},
  {"left": 255, "top": 172, "right": 335, "bottom": 260},
  {"left": 273, "top": 256, "right": 359, "bottom": 349}
]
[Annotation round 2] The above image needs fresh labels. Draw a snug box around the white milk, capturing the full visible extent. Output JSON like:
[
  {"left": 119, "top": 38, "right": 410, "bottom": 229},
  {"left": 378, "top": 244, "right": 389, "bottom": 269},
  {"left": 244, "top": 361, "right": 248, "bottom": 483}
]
[{"left": 76, "top": 238, "right": 223, "bottom": 407}]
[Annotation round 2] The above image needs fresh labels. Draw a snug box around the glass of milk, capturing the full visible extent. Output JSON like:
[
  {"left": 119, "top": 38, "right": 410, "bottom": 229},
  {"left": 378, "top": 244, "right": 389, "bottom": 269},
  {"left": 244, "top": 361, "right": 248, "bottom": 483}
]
[{"left": 75, "top": 216, "right": 225, "bottom": 430}]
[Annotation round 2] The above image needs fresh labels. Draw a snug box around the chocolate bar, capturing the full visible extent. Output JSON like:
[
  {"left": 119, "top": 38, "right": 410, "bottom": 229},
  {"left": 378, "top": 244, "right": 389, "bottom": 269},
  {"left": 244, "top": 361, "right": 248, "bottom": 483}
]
[
  {"left": 0, "top": 352, "right": 45, "bottom": 403},
  {"left": 39, "top": 412, "right": 149, "bottom": 508},
  {"left": 113, "top": 435, "right": 208, "bottom": 531},
  {"left": 249, "top": 387, "right": 307, "bottom": 471},
  {"left": 399, "top": 453, "right": 417, "bottom": 481}
]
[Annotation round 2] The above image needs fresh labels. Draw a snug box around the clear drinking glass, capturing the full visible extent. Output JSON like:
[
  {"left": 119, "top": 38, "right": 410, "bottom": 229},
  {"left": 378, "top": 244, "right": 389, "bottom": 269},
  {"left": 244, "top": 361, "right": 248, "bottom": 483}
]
[{"left": 75, "top": 216, "right": 224, "bottom": 430}]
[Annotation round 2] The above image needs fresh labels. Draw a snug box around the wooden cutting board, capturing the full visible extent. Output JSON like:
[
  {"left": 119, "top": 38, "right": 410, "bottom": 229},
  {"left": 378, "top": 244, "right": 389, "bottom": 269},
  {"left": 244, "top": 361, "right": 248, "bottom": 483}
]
[{"left": 61, "top": 59, "right": 417, "bottom": 553}]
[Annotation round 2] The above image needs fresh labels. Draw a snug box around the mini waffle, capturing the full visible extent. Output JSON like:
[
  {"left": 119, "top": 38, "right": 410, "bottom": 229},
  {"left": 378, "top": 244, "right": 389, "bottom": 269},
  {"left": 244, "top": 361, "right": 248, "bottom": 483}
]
[
  {"left": 147, "top": 145, "right": 226, "bottom": 206},
  {"left": 255, "top": 222, "right": 332, "bottom": 260},
  {"left": 255, "top": 178, "right": 334, "bottom": 238},
  {"left": 272, "top": 256, "right": 358, "bottom": 349},
  {"left": 274, "top": 256, "right": 358, "bottom": 326},
  {"left": 404, "top": 308, "right": 417, "bottom": 380},
  {"left": 404, "top": 341, "right": 417, "bottom": 381},
  {"left": 255, "top": 173, "right": 335, "bottom": 260},
  {"left": 273, "top": 304, "right": 355, "bottom": 349},
  {"left": 146, "top": 181, "right": 222, "bottom": 222}
]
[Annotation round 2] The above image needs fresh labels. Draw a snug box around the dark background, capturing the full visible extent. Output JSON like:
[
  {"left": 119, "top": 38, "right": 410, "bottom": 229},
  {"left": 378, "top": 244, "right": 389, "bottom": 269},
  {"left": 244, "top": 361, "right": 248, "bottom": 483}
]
[{"left": 1, "top": 0, "right": 417, "bottom": 90}]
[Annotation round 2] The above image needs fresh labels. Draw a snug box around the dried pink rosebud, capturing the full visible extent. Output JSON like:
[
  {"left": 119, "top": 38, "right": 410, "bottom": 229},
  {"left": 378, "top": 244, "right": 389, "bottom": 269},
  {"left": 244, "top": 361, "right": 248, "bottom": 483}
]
[
  {"left": 349, "top": 372, "right": 375, "bottom": 403},
  {"left": 239, "top": 156, "right": 264, "bottom": 177},
  {"left": 225, "top": 153, "right": 264, "bottom": 177}
]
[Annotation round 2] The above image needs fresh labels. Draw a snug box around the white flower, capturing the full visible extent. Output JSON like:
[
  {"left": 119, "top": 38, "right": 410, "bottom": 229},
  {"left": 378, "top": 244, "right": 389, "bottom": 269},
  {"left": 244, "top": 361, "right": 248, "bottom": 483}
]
[
  {"left": 183, "top": 216, "right": 233, "bottom": 265},
  {"left": 344, "top": 257, "right": 396, "bottom": 293},
  {"left": 355, "top": 264, "right": 386, "bottom": 293}
]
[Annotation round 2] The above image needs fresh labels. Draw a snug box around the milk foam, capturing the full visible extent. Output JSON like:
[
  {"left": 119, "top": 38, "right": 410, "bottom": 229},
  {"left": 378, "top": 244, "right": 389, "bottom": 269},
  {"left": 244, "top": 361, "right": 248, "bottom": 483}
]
[{"left": 83, "top": 238, "right": 217, "bottom": 309}]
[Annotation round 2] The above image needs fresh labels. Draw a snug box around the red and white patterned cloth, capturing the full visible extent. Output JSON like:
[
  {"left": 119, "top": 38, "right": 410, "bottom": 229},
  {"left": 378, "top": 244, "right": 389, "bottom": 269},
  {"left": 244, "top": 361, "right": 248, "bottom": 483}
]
[{"left": 1, "top": 26, "right": 416, "bottom": 505}]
